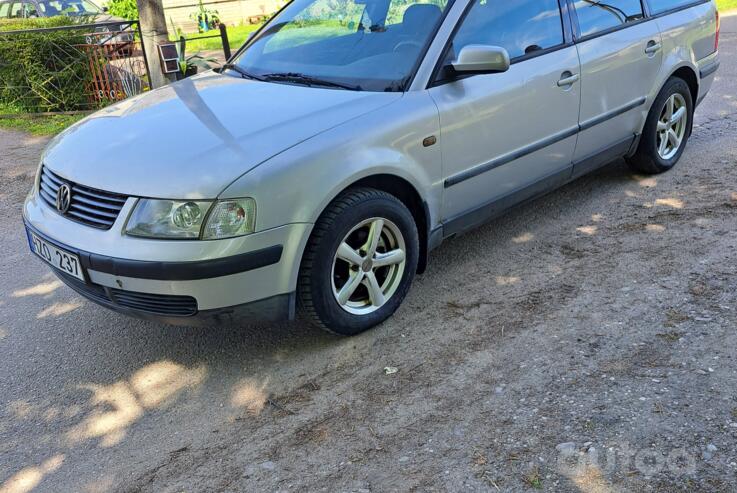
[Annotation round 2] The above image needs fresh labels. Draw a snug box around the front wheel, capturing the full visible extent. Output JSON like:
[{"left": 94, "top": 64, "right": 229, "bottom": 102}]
[
  {"left": 298, "top": 188, "right": 419, "bottom": 336},
  {"left": 627, "top": 77, "right": 693, "bottom": 174}
]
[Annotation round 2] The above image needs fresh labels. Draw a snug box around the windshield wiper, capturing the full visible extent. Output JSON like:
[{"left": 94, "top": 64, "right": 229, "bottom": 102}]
[
  {"left": 261, "top": 72, "right": 362, "bottom": 91},
  {"left": 222, "top": 63, "right": 266, "bottom": 81}
]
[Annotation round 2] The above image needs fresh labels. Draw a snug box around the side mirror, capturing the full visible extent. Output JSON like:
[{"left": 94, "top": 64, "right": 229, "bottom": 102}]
[
  {"left": 450, "top": 44, "right": 510, "bottom": 75},
  {"left": 101, "top": 5, "right": 108, "bottom": 11}
]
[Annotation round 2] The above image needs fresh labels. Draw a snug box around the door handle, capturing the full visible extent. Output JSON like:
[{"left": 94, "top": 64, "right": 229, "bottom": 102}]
[
  {"left": 557, "top": 72, "right": 580, "bottom": 87},
  {"left": 645, "top": 41, "right": 662, "bottom": 55}
]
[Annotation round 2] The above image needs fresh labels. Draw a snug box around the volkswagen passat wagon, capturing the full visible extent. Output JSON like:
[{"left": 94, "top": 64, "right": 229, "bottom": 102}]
[{"left": 23, "top": 0, "right": 721, "bottom": 335}]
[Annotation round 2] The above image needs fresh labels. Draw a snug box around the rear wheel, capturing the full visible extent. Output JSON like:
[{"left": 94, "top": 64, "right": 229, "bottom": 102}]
[
  {"left": 627, "top": 77, "right": 693, "bottom": 174},
  {"left": 298, "top": 188, "right": 419, "bottom": 336}
]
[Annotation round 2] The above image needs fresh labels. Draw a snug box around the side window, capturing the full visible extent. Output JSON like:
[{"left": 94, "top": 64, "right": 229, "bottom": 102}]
[
  {"left": 448, "top": 0, "right": 565, "bottom": 61},
  {"left": 38, "top": 1, "right": 64, "bottom": 15},
  {"left": 0, "top": 1, "right": 10, "bottom": 16},
  {"left": 572, "top": 0, "right": 645, "bottom": 37},
  {"left": 648, "top": 0, "right": 696, "bottom": 14}
]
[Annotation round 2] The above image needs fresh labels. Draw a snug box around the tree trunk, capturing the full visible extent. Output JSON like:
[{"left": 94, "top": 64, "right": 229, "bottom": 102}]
[{"left": 137, "top": 0, "right": 176, "bottom": 88}]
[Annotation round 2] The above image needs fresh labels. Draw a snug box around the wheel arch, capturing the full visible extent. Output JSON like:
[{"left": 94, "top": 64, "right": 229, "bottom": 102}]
[
  {"left": 660, "top": 65, "right": 699, "bottom": 139},
  {"left": 627, "top": 64, "right": 698, "bottom": 174},
  {"left": 670, "top": 65, "right": 699, "bottom": 106},
  {"left": 639, "top": 63, "right": 699, "bottom": 136},
  {"left": 344, "top": 174, "right": 431, "bottom": 274},
  {"left": 302, "top": 174, "right": 432, "bottom": 275}
]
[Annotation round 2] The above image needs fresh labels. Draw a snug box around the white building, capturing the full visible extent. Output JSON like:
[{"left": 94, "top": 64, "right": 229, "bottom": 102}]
[{"left": 164, "top": 0, "right": 282, "bottom": 32}]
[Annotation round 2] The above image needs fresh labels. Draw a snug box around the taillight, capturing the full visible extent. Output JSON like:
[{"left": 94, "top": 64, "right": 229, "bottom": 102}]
[{"left": 715, "top": 10, "right": 720, "bottom": 52}]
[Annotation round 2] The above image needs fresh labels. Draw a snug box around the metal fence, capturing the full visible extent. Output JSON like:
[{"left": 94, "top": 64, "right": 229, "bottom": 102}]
[
  {"left": 0, "top": 20, "right": 150, "bottom": 113},
  {"left": 176, "top": 23, "right": 233, "bottom": 62}
]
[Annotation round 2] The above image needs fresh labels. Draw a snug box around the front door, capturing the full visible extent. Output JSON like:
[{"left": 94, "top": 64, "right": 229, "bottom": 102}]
[{"left": 430, "top": 0, "right": 582, "bottom": 231}]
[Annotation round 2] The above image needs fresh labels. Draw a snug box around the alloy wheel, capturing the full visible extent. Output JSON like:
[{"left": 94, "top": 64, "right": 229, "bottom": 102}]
[
  {"left": 656, "top": 93, "right": 688, "bottom": 160},
  {"left": 331, "top": 217, "right": 407, "bottom": 315}
]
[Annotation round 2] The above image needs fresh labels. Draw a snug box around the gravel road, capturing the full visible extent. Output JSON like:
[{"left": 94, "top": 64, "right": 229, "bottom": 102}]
[{"left": 1, "top": 15, "right": 737, "bottom": 493}]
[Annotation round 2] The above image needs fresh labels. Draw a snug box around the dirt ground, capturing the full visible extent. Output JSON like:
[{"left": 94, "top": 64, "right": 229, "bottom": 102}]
[{"left": 1, "top": 16, "right": 737, "bottom": 493}]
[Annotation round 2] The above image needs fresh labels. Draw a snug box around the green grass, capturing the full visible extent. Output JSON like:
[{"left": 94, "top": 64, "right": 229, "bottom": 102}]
[
  {"left": 0, "top": 112, "right": 86, "bottom": 136},
  {"left": 173, "top": 24, "right": 261, "bottom": 53},
  {"left": 718, "top": 0, "right": 737, "bottom": 11}
]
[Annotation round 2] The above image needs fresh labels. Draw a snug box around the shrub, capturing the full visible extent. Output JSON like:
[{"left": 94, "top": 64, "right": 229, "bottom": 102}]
[
  {"left": 107, "top": 0, "right": 139, "bottom": 20},
  {"left": 0, "top": 16, "right": 78, "bottom": 31},
  {"left": 0, "top": 17, "right": 99, "bottom": 113}
]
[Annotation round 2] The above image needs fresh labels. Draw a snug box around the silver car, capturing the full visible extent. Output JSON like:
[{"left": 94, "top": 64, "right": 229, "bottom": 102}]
[{"left": 23, "top": 0, "right": 721, "bottom": 335}]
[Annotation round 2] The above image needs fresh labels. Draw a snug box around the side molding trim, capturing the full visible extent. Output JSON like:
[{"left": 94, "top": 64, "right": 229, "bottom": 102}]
[
  {"left": 444, "top": 97, "right": 647, "bottom": 188},
  {"left": 443, "top": 167, "right": 572, "bottom": 237},
  {"left": 578, "top": 97, "right": 647, "bottom": 132},
  {"left": 444, "top": 126, "right": 579, "bottom": 188},
  {"left": 442, "top": 135, "right": 637, "bottom": 238}
]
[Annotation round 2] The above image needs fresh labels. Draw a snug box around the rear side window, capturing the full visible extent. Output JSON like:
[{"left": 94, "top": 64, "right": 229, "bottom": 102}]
[
  {"left": 449, "top": 0, "right": 565, "bottom": 60},
  {"left": 572, "top": 0, "right": 645, "bottom": 37},
  {"left": 648, "top": 0, "right": 698, "bottom": 14}
]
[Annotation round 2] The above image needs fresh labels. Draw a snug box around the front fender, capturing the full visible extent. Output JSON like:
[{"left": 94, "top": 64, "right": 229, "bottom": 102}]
[
  {"left": 219, "top": 92, "right": 443, "bottom": 291},
  {"left": 220, "top": 92, "right": 443, "bottom": 234}
]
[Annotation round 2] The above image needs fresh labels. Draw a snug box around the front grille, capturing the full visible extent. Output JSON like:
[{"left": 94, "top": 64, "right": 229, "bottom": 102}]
[
  {"left": 110, "top": 289, "right": 198, "bottom": 316},
  {"left": 56, "top": 272, "right": 198, "bottom": 317},
  {"left": 39, "top": 166, "right": 128, "bottom": 230},
  {"left": 59, "top": 272, "right": 111, "bottom": 305}
]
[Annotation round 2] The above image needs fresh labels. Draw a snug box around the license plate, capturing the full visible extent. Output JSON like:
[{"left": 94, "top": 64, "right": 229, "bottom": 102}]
[{"left": 28, "top": 231, "right": 85, "bottom": 281}]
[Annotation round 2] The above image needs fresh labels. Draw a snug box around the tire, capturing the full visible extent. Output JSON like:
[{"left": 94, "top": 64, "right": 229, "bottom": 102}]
[
  {"left": 627, "top": 77, "right": 694, "bottom": 175},
  {"left": 298, "top": 187, "right": 419, "bottom": 336}
]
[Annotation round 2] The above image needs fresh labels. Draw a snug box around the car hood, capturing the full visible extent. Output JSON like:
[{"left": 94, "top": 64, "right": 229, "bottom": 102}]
[{"left": 43, "top": 72, "right": 401, "bottom": 199}]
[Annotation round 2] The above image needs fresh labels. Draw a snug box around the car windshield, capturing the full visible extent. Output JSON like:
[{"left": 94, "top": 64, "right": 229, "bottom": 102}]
[
  {"left": 37, "top": 0, "right": 101, "bottom": 16},
  {"left": 230, "top": 0, "right": 452, "bottom": 92}
]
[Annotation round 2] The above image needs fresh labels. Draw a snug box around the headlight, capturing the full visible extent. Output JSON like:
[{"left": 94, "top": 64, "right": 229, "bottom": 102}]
[
  {"left": 202, "top": 199, "right": 256, "bottom": 240},
  {"left": 125, "top": 198, "right": 256, "bottom": 240},
  {"left": 126, "top": 199, "right": 212, "bottom": 239}
]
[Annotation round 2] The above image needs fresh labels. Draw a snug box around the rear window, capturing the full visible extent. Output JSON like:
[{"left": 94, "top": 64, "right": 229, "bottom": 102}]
[
  {"left": 648, "top": 0, "right": 700, "bottom": 14},
  {"left": 572, "top": 0, "right": 645, "bottom": 37}
]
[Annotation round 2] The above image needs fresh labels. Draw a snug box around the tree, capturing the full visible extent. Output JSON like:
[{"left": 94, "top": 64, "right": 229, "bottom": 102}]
[
  {"left": 107, "top": 0, "right": 138, "bottom": 20},
  {"left": 136, "top": 0, "right": 176, "bottom": 88}
]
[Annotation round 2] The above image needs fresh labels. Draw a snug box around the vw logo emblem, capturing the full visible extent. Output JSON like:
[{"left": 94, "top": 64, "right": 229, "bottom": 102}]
[{"left": 56, "top": 184, "right": 72, "bottom": 214}]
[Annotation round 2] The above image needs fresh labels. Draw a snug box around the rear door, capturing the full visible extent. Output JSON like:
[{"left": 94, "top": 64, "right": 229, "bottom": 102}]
[
  {"left": 649, "top": 0, "right": 719, "bottom": 105},
  {"left": 430, "top": 0, "right": 581, "bottom": 228},
  {"left": 569, "top": 0, "right": 663, "bottom": 176}
]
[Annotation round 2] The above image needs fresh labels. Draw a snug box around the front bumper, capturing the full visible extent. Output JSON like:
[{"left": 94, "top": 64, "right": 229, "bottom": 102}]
[
  {"left": 23, "top": 194, "right": 312, "bottom": 325},
  {"left": 55, "top": 266, "right": 296, "bottom": 326}
]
